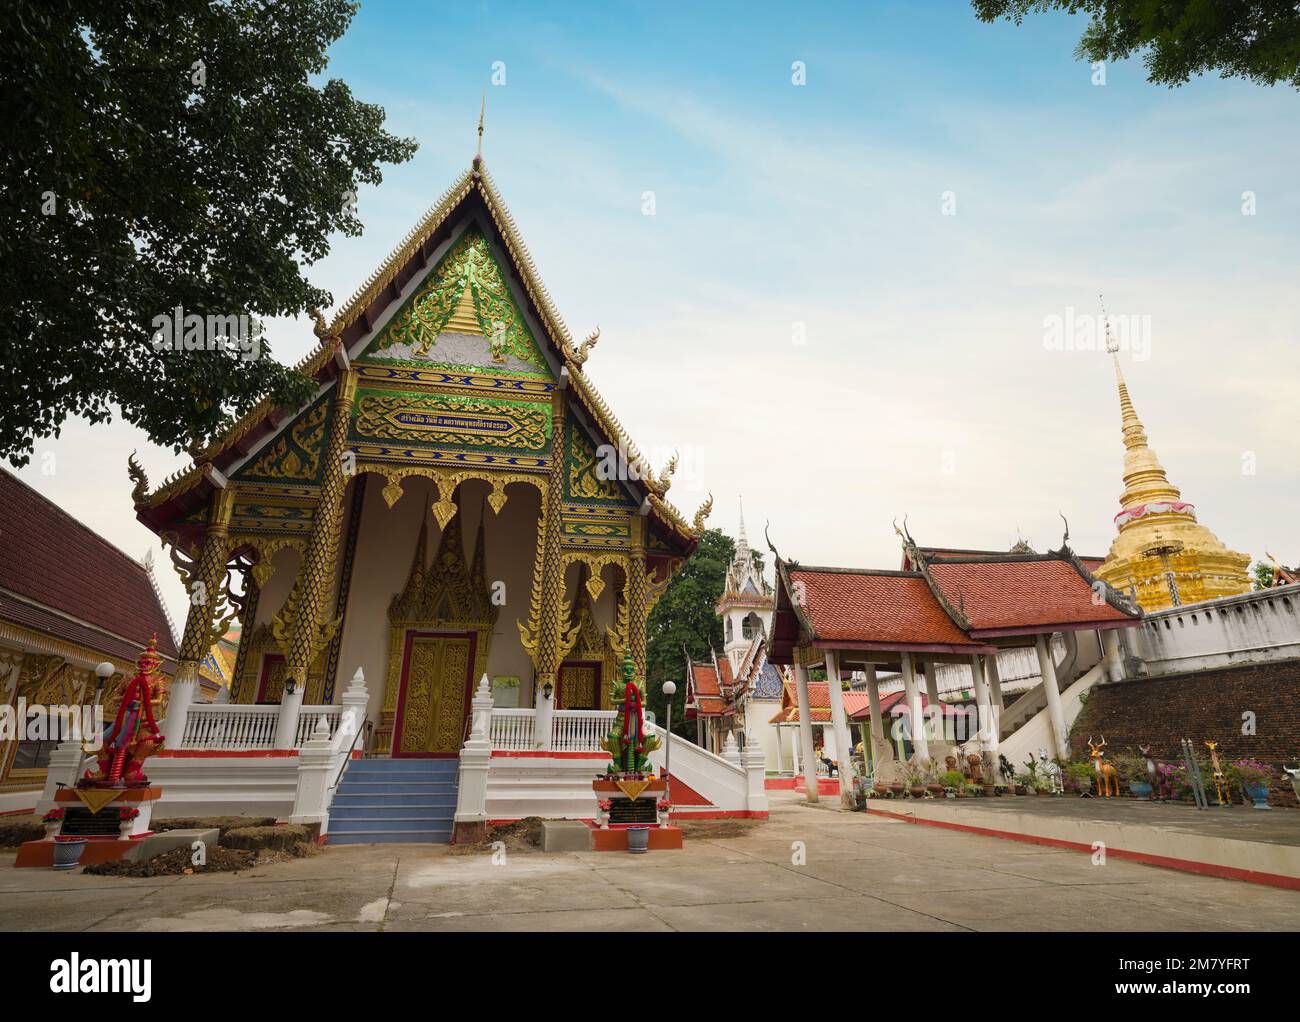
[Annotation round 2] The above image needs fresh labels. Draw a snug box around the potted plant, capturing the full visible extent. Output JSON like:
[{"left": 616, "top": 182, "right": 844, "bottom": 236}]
[
  {"left": 938, "top": 770, "right": 965, "bottom": 796},
  {"left": 926, "top": 769, "right": 944, "bottom": 798},
  {"left": 1066, "top": 762, "right": 1094, "bottom": 797},
  {"left": 1227, "top": 759, "right": 1274, "bottom": 810},
  {"left": 963, "top": 783, "right": 981, "bottom": 798},
  {"left": 117, "top": 806, "right": 141, "bottom": 839},
  {"left": 41, "top": 807, "right": 65, "bottom": 841},
  {"left": 906, "top": 765, "right": 927, "bottom": 799}
]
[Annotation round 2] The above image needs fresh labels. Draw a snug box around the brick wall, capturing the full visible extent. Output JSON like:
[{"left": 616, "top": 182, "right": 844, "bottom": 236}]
[{"left": 1069, "top": 659, "right": 1300, "bottom": 808}]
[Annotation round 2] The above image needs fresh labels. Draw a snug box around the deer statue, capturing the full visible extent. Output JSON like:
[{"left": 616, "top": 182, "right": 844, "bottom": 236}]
[
  {"left": 1205, "top": 741, "right": 1230, "bottom": 806},
  {"left": 1038, "top": 749, "right": 1064, "bottom": 795},
  {"left": 1283, "top": 765, "right": 1300, "bottom": 803},
  {"left": 1137, "top": 743, "right": 1159, "bottom": 798},
  {"left": 1086, "top": 736, "right": 1119, "bottom": 798}
]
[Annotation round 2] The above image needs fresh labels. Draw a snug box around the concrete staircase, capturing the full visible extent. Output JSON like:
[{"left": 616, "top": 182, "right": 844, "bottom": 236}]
[{"left": 327, "top": 758, "right": 459, "bottom": 844}]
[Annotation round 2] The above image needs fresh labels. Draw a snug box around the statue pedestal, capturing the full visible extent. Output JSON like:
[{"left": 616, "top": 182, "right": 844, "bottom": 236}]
[
  {"left": 590, "top": 777, "right": 681, "bottom": 851},
  {"left": 14, "top": 787, "right": 163, "bottom": 868}
]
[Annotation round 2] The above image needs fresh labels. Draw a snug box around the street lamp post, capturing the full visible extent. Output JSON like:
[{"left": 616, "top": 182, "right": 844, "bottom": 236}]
[{"left": 662, "top": 680, "right": 676, "bottom": 810}]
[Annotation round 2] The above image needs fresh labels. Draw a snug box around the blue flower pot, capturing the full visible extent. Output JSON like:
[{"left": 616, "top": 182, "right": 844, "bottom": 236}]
[
  {"left": 626, "top": 826, "right": 650, "bottom": 854},
  {"left": 52, "top": 837, "right": 88, "bottom": 870},
  {"left": 1129, "top": 782, "right": 1152, "bottom": 800},
  {"left": 1244, "top": 783, "right": 1272, "bottom": 810}
]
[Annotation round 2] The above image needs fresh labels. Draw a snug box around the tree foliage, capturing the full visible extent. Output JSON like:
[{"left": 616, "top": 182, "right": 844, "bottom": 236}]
[
  {"left": 1251, "top": 560, "right": 1275, "bottom": 590},
  {"left": 972, "top": 0, "right": 1300, "bottom": 88},
  {"left": 0, "top": 0, "right": 417, "bottom": 465},
  {"left": 644, "top": 529, "right": 734, "bottom": 738}
]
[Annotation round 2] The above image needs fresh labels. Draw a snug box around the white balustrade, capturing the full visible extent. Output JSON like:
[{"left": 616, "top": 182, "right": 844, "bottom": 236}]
[
  {"left": 550, "top": 710, "right": 615, "bottom": 752},
  {"left": 294, "top": 708, "right": 342, "bottom": 747},
  {"left": 488, "top": 708, "right": 615, "bottom": 753},
  {"left": 178, "top": 703, "right": 341, "bottom": 751},
  {"left": 488, "top": 708, "right": 536, "bottom": 751}
]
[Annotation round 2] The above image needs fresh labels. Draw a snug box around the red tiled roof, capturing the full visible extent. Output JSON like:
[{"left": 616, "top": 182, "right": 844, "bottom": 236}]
[
  {"left": 788, "top": 569, "right": 982, "bottom": 649},
  {"left": 0, "top": 470, "right": 177, "bottom": 666},
  {"left": 686, "top": 662, "right": 725, "bottom": 716},
  {"left": 689, "top": 663, "right": 720, "bottom": 698},
  {"left": 927, "top": 558, "right": 1135, "bottom": 634},
  {"left": 718, "top": 657, "right": 734, "bottom": 688}
]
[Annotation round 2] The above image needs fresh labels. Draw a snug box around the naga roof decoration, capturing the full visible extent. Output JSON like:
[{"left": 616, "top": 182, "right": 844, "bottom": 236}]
[{"left": 129, "top": 156, "right": 705, "bottom": 546}]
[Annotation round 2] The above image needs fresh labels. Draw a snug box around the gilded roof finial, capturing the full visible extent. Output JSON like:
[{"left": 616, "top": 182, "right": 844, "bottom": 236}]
[{"left": 475, "top": 88, "right": 486, "bottom": 165}]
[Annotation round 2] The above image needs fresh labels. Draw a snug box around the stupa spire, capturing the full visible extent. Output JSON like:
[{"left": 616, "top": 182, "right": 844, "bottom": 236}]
[
  {"left": 1093, "top": 297, "right": 1251, "bottom": 610},
  {"left": 1104, "top": 308, "right": 1181, "bottom": 510}
]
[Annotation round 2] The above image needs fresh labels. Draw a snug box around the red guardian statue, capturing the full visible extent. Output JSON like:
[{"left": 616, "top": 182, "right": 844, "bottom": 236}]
[{"left": 82, "top": 636, "right": 166, "bottom": 789}]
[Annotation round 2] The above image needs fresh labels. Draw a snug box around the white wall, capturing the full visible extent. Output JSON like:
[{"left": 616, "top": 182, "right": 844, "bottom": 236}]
[{"left": 1130, "top": 587, "right": 1300, "bottom": 677}]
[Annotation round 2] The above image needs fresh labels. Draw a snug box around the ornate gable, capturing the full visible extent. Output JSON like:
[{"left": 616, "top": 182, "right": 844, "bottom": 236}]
[{"left": 360, "top": 224, "right": 551, "bottom": 376}]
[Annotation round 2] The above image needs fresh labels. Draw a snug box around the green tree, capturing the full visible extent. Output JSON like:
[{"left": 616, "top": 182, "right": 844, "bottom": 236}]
[
  {"left": 972, "top": 1, "right": 1300, "bottom": 88},
  {"left": 1252, "top": 560, "right": 1275, "bottom": 590},
  {"left": 644, "top": 528, "right": 734, "bottom": 738},
  {"left": 0, "top": 0, "right": 417, "bottom": 466}
]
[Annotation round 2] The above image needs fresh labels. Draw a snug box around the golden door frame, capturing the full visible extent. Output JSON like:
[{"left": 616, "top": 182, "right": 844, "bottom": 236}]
[{"left": 376, "top": 506, "right": 497, "bottom": 756}]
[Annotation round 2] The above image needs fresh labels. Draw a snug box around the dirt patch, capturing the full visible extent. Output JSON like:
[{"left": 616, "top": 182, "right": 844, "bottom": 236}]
[
  {"left": 0, "top": 815, "right": 45, "bottom": 849},
  {"left": 155, "top": 817, "right": 279, "bottom": 838},
  {"left": 83, "top": 833, "right": 319, "bottom": 878},
  {"left": 449, "top": 816, "right": 544, "bottom": 855},
  {"left": 84, "top": 844, "right": 259, "bottom": 877},
  {"left": 221, "top": 824, "right": 312, "bottom": 852},
  {"left": 677, "top": 819, "right": 760, "bottom": 840}
]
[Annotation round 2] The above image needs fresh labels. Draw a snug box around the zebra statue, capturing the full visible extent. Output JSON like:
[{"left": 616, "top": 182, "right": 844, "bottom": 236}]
[{"left": 1038, "top": 748, "right": 1064, "bottom": 795}]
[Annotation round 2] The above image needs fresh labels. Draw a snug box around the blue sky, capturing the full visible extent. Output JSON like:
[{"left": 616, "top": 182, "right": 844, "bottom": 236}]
[{"left": 18, "top": 1, "right": 1299, "bottom": 624}]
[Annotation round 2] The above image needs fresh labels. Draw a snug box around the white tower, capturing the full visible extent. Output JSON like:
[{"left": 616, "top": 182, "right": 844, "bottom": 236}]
[{"left": 717, "top": 500, "right": 774, "bottom": 674}]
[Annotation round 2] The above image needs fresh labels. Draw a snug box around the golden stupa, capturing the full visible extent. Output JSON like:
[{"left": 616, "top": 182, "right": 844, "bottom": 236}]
[{"left": 1093, "top": 339, "right": 1251, "bottom": 611}]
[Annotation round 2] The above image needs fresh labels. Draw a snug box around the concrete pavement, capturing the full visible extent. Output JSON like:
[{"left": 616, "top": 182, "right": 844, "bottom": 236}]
[{"left": 2, "top": 792, "right": 1297, "bottom": 931}]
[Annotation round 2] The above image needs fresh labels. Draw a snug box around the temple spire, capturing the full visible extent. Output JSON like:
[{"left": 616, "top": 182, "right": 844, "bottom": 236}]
[
  {"left": 1102, "top": 305, "right": 1180, "bottom": 509},
  {"left": 1093, "top": 296, "right": 1251, "bottom": 610},
  {"left": 736, "top": 495, "right": 751, "bottom": 561},
  {"left": 475, "top": 89, "right": 486, "bottom": 160}
]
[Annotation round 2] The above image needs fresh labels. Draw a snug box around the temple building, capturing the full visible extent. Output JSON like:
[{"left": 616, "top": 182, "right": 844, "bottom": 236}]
[
  {"left": 128, "top": 154, "right": 710, "bottom": 771},
  {"left": 1092, "top": 345, "right": 1251, "bottom": 611},
  {"left": 766, "top": 524, "right": 1142, "bottom": 804},
  {"left": 0, "top": 470, "right": 178, "bottom": 812}
]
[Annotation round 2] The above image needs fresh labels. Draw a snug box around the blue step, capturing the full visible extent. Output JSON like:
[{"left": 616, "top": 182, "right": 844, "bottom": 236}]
[
  {"left": 326, "top": 756, "right": 459, "bottom": 845},
  {"left": 328, "top": 827, "right": 452, "bottom": 845}
]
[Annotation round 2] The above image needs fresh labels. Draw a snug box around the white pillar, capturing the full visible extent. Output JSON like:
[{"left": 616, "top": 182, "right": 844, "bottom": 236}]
[
  {"left": 789, "top": 726, "right": 800, "bottom": 775},
  {"left": 534, "top": 674, "right": 554, "bottom": 751},
  {"left": 900, "top": 652, "right": 930, "bottom": 767},
  {"left": 35, "top": 741, "right": 88, "bottom": 815},
  {"left": 454, "top": 674, "right": 494, "bottom": 841},
  {"left": 969, "top": 654, "right": 998, "bottom": 757},
  {"left": 774, "top": 724, "right": 785, "bottom": 774},
  {"left": 273, "top": 679, "right": 306, "bottom": 750},
  {"left": 339, "top": 668, "right": 369, "bottom": 752},
  {"left": 1101, "top": 629, "right": 1125, "bottom": 683},
  {"left": 1035, "top": 634, "right": 1070, "bottom": 761},
  {"left": 741, "top": 738, "right": 769, "bottom": 814},
  {"left": 824, "top": 651, "right": 855, "bottom": 808},
  {"left": 161, "top": 659, "right": 200, "bottom": 749},
  {"left": 921, "top": 659, "right": 945, "bottom": 744},
  {"left": 984, "top": 652, "right": 1004, "bottom": 711},
  {"left": 722, "top": 731, "right": 742, "bottom": 767},
  {"left": 793, "top": 662, "right": 819, "bottom": 802},
  {"left": 288, "top": 715, "right": 335, "bottom": 830},
  {"left": 863, "top": 664, "right": 893, "bottom": 778}
]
